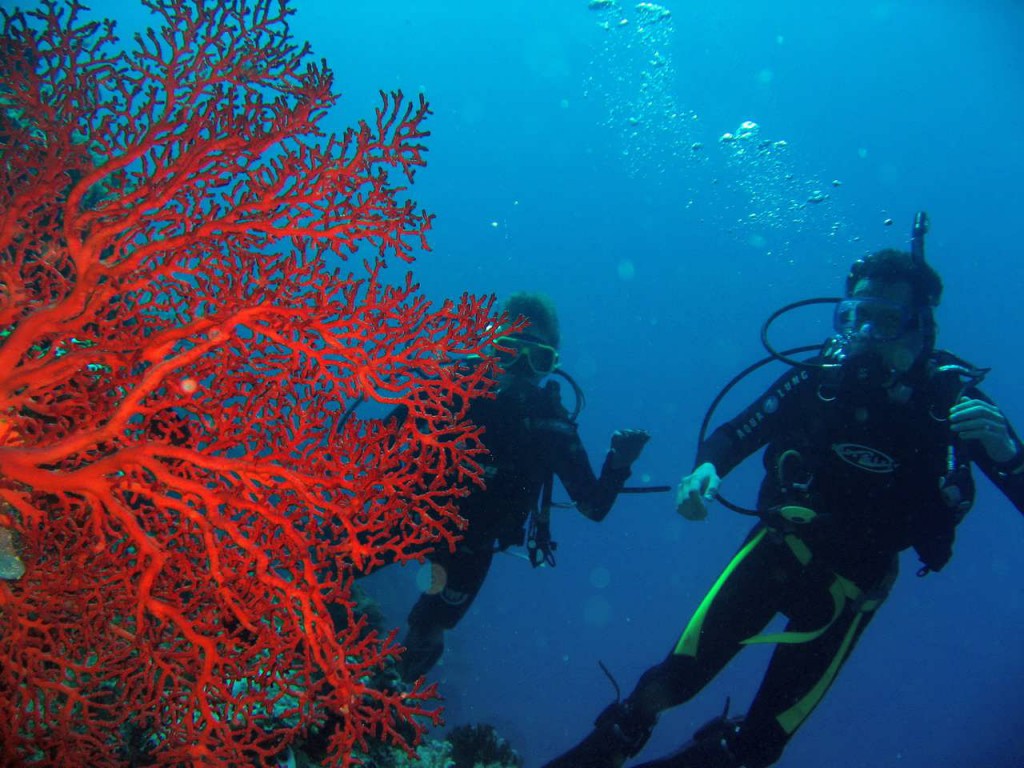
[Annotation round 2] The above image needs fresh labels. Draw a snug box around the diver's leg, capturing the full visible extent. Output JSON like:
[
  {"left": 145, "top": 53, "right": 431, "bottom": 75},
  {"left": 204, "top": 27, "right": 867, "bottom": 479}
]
[
  {"left": 635, "top": 556, "right": 896, "bottom": 768},
  {"left": 542, "top": 528, "right": 790, "bottom": 768},
  {"left": 398, "top": 544, "right": 493, "bottom": 683},
  {"left": 727, "top": 559, "right": 894, "bottom": 767}
]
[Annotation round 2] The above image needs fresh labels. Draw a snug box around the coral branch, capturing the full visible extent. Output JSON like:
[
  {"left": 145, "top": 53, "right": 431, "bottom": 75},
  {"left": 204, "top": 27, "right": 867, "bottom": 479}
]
[{"left": 0, "top": 1, "right": 500, "bottom": 765}]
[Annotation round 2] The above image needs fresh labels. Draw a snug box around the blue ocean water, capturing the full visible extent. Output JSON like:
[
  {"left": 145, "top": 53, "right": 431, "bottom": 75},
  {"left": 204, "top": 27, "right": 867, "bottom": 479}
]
[
  {"left": 318, "top": 4, "right": 1024, "bottom": 766},
  {"left": 75, "top": 1, "right": 1024, "bottom": 766}
]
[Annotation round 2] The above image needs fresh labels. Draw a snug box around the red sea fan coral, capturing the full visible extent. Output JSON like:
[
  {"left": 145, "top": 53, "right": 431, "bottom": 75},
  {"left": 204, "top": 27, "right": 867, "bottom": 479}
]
[{"left": 0, "top": 1, "right": 500, "bottom": 765}]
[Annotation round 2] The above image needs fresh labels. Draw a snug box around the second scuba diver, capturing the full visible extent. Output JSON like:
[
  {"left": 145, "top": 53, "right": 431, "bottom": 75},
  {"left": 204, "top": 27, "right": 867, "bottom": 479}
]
[{"left": 398, "top": 291, "right": 650, "bottom": 683}]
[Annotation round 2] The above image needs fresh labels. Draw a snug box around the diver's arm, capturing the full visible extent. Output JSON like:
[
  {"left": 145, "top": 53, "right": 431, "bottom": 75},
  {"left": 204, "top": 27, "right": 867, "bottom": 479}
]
[
  {"left": 695, "top": 365, "right": 813, "bottom": 475},
  {"left": 557, "top": 427, "right": 641, "bottom": 522},
  {"left": 677, "top": 366, "right": 812, "bottom": 520},
  {"left": 975, "top": 440, "right": 1024, "bottom": 514}
]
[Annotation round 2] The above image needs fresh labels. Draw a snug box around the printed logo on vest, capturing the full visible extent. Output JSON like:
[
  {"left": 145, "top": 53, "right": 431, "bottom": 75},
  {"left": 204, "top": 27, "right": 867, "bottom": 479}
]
[{"left": 832, "top": 442, "right": 898, "bottom": 473}]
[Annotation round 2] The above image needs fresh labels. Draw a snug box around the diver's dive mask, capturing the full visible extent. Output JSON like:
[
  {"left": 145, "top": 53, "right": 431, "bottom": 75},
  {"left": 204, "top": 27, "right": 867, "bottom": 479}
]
[
  {"left": 823, "top": 296, "right": 929, "bottom": 390},
  {"left": 494, "top": 335, "right": 559, "bottom": 376},
  {"left": 832, "top": 297, "right": 920, "bottom": 343}
]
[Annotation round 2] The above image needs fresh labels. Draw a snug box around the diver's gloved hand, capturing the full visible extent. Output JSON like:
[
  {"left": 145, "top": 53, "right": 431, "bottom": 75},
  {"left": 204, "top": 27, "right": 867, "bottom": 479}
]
[
  {"left": 950, "top": 397, "right": 1019, "bottom": 463},
  {"left": 609, "top": 429, "right": 650, "bottom": 469},
  {"left": 676, "top": 462, "right": 720, "bottom": 521}
]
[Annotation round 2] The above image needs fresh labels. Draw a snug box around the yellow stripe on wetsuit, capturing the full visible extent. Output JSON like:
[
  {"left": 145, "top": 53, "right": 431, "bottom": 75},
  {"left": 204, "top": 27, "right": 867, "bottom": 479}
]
[
  {"left": 672, "top": 528, "right": 885, "bottom": 735},
  {"left": 673, "top": 528, "right": 768, "bottom": 658}
]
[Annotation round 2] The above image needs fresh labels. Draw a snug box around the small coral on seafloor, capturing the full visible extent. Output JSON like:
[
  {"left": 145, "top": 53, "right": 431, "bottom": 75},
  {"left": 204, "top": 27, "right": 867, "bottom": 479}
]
[
  {"left": 446, "top": 723, "right": 523, "bottom": 768},
  {"left": 293, "top": 721, "right": 522, "bottom": 768}
]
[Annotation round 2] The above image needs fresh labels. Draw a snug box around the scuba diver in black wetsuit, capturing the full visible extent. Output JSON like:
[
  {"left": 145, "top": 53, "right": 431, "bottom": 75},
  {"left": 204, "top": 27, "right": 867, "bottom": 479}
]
[
  {"left": 542, "top": 214, "right": 1024, "bottom": 768},
  {"left": 397, "top": 292, "right": 651, "bottom": 683}
]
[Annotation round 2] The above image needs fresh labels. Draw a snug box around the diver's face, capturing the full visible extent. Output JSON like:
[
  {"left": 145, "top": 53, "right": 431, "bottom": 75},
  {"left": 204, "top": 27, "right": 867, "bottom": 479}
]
[
  {"left": 494, "top": 334, "right": 558, "bottom": 388},
  {"left": 846, "top": 278, "right": 924, "bottom": 374},
  {"left": 497, "top": 356, "right": 544, "bottom": 389}
]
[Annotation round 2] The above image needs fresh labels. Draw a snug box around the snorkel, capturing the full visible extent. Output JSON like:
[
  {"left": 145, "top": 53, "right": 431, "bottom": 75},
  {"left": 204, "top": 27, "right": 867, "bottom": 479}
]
[
  {"left": 910, "top": 211, "right": 938, "bottom": 352},
  {"left": 910, "top": 210, "right": 929, "bottom": 267}
]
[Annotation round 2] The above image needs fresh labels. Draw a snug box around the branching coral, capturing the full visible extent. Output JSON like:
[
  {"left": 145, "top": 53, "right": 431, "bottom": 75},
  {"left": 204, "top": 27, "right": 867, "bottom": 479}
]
[{"left": 0, "top": 1, "right": 500, "bottom": 765}]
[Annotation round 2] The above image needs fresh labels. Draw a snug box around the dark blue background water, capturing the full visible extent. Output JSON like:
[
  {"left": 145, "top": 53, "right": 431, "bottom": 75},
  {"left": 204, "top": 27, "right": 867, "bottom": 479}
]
[{"left": 93, "top": 1, "right": 1024, "bottom": 765}]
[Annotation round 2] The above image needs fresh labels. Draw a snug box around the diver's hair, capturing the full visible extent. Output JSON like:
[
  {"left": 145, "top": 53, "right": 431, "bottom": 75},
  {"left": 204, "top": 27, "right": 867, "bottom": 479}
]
[
  {"left": 502, "top": 292, "right": 560, "bottom": 348},
  {"left": 845, "top": 248, "right": 943, "bottom": 307}
]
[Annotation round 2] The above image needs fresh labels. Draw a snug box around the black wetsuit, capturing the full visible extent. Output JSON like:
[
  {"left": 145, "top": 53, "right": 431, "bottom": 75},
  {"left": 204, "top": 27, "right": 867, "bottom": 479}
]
[
  {"left": 547, "top": 351, "right": 1024, "bottom": 768},
  {"left": 701, "top": 352, "right": 1024, "bottom": 580},
  {"left": 399, "top": 375, "right": 633, "bottom": 681},
  {"left": 633, "top": 352, "right": 1024, "bottom": 767}
]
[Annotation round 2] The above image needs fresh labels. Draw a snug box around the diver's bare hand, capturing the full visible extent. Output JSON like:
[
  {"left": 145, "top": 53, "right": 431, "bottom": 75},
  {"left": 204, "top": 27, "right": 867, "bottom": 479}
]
[
  {"left": 675, "top": 462, "right": 720, "bottom": 521},
  {"left": 950, "top": 397, "right": 1018, "bottom": 463}
]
